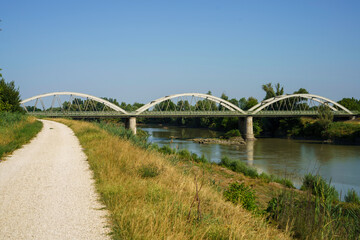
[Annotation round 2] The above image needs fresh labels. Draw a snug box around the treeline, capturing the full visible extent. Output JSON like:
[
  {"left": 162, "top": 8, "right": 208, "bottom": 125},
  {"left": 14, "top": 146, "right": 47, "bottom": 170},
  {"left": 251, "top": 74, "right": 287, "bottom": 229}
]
[{"left": 106, "top": 83, "right": 360, "bottom": 139}]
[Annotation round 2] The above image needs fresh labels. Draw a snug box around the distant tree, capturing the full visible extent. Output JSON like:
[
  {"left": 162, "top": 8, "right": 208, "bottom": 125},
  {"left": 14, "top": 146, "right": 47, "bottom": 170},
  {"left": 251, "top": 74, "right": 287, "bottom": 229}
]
[
  {"left": 102, "top": 97, "right": 120, "bottom": 107},
  {"left": 338, "top": 98, "right": 360, "bottom": 111},
  {"left": 229, "top": 98, "right": 239, "bottom": 107},
  {"left": 293, "top": 88, "right": 309, "bottom": 94},
  {"left": 262, "top": 83, "right": 284, "bottom": 100},
  {"left": 245, "top": 97, "right": 258, "bottom": 110},
  {"left": 220, "top": 93, "right": 229, "bottom": 101},
  {"left": 238, "top": 97, "right": 247, "bottom": 109},
  {"left": 0, "top": 69, "right": 22, "bottom": 112},
  {"left": 317, "top": 105, "right": 333, "bottom": 129}
]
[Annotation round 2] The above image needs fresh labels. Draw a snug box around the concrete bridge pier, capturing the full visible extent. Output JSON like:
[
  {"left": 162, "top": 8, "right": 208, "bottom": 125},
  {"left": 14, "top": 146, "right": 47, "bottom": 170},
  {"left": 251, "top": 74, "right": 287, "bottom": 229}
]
[
  {"left": 238, "top": 116, "right": 255, "bottom": 141},
  {"left": 125, "top": 117, "right": 137, "bottom": 135}
]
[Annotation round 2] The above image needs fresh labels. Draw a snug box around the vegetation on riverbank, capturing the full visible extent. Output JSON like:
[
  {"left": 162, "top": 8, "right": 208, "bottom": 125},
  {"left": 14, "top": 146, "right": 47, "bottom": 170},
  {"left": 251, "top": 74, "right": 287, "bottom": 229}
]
[
  {"left": 56, "top": 118, "right": 290, "bottom": 239},
  {"left": 0, "top": 112, "right": 43, "bottom": 160},
  {"left": 277, "top": 117, "right": 360, "bottom": 144},
  {"left": 93, "top": 120, "right": 360, "bottom": 239},
  {"left": 54, "top": 118, "right": 360, "bottom": 239}
]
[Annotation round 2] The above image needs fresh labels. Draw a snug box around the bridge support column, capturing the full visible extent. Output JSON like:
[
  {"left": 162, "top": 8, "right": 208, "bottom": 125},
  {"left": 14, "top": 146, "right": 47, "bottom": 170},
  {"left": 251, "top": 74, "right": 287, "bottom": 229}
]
[
  {"left": 125, "top": 117, "right": 137, "bottom": 135},
  {"left": 238, "top": 117, "right": 255, "bottom": 141}
]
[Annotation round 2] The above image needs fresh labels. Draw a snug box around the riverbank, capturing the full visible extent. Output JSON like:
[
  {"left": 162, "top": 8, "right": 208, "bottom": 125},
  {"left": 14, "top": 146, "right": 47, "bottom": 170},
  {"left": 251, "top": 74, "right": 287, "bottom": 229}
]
[
  {"left": 275, "top": 117, "right": 360, "bottom": 145},
  {"left": 54, "top": 118, "right": 291, "bottom": 239},
  {"left": 0, "top": 112, "right": 43, "bottom": 160}
]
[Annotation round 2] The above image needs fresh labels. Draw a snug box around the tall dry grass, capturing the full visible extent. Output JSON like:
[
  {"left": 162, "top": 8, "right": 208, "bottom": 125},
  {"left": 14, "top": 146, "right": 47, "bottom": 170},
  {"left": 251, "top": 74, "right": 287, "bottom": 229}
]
[
  {"left": 56, "top": 119, "right": 291, "bottom": 240},
  {"left": 0, "top": 112, "right": 42, "bottom": 159}
]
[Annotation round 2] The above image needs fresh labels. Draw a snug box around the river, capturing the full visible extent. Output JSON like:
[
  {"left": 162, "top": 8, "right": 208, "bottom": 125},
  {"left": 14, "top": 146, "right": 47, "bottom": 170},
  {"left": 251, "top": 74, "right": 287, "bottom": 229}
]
[{"left": 140, "top": 125, "right": 360, "bottom": 197}]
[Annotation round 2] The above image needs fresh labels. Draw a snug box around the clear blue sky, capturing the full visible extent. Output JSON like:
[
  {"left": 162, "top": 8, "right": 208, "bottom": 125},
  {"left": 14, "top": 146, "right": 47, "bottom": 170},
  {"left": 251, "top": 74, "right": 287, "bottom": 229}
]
[{"left": 1, "top": 0, "right": 359, "bottom": 104}]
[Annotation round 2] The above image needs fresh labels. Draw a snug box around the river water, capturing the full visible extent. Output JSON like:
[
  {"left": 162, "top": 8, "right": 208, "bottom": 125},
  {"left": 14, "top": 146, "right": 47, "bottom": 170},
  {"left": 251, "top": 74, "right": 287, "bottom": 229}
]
[{"left": 140, "top": 125, "right": 360, "bottom": 197}]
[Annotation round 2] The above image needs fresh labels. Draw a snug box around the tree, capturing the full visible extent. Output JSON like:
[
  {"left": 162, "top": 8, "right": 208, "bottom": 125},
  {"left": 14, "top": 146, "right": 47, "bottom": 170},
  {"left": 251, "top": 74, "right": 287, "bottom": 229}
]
[
  {"left": 317, "top": 105, "right": 333, "bottom": 129},
  {"left": 338, "top": 98, "right": 360, "bottom": 111},
  {"left": 262, "top": 83, "right": 284, "bottom": 100},
  {"left": 0, "top": 69, "right": 22, "bottom": 112},
  {"left": 245, "top": 97, "right": 258, "bottom": 110}
]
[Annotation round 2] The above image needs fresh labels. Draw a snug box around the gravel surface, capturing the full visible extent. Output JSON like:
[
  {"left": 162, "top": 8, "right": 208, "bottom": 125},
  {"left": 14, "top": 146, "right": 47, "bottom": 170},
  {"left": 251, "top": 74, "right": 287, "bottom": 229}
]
[{"left": 0, "top": 120, "right": 110, "bottom": 240}]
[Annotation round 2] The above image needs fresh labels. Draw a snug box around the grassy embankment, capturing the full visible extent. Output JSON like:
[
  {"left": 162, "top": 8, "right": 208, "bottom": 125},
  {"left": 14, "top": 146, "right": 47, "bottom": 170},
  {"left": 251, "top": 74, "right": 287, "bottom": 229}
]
[
  {"left": 0, "top": 112, "right": 43, "bottom": 160},
  {"left": 55, "top": 118, "right": 290, "bottom": 240},
  {"left": 281, "top": 117, "right": 360, "bottom": 144}
]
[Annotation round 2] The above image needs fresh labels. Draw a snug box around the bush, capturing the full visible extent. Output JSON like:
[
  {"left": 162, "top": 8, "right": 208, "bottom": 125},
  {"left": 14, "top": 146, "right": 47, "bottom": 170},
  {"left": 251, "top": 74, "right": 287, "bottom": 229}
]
[
  {"left": 224, "top": 182, "right": 257, "bottom": 212},
  {"left": 177, "top": 149, "right": 191, "bottom": 160},
  {"left": 224, "top": 129, "right": 241, "bottom": 139},
  {"left": 159, "top": 145, "right": 175, "bottom": 155},
  {"left": 301, "top": 173, "right": 339, "bottom": 202},
  {"left": 345, "top": 189, "right": 360, "bottom": 205}
]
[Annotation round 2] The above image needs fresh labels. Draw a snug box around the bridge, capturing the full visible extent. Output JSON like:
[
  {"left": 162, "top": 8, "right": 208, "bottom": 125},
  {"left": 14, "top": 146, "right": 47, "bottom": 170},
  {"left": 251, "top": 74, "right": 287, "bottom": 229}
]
[{"left": 21, "top": 92, "right": 358, "bottom": 140}]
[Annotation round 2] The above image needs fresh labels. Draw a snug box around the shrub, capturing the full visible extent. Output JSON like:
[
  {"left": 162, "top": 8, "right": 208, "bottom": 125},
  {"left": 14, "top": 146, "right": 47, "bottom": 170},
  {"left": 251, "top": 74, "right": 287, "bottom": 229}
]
[
  {"left": 345, "top": 189, "right": 360, "bottom": 205},
  {"left": 158, "top": 145, "right": 175, "bottom": 155},
  {"left": 224, "top": 182, "right": 257, "bottom": 212},
  {"left": 224, "top": 129, "right": 241, "bottom": 139},
  {"left": 177, "top": 149, "right": 191, "bottom": 160}
]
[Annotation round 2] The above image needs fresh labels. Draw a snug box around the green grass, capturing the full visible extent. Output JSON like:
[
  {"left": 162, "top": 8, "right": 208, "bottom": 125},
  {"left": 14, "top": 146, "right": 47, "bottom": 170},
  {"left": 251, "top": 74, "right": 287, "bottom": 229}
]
[{"left": 0, "top": 112, "right": 43, "bottom": 160}]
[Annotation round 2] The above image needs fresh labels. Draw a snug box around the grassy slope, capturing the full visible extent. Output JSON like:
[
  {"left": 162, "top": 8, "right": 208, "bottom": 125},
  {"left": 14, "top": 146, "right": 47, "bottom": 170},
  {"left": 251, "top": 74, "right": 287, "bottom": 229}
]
[
  {"left": 56, "top": 119, "right": 290, "bottom": 240},
  {"left": 0, "top": 113, "right": 43, "bottom": 160}
]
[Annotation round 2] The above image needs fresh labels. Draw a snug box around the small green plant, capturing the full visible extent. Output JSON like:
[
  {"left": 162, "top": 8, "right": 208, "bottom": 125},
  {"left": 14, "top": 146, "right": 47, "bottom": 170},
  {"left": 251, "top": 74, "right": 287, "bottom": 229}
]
[
  {"left": 345, "top": 189, "right": 360, "bottom": 204},
  {"left": 177, "top": 149, "right": 191, "bottom": 160},
  {"left": 158, "top": 145, "right": 175, "bottom": 155},
  {"left": 224, "top": 182, "right": 258, "bottom": 212},
  {"left": 138, "top": 164, "right": 161, "bottom": 178},
  {"left": 224, "top": 129, "right": 241, "bottom": 139}
]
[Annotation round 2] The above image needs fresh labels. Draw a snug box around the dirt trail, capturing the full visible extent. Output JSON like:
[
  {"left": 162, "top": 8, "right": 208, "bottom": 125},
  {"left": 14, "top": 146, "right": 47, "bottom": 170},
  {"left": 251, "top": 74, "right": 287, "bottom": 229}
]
[{"left": 0, "top": 120, "right": 110, "bottom": 240}]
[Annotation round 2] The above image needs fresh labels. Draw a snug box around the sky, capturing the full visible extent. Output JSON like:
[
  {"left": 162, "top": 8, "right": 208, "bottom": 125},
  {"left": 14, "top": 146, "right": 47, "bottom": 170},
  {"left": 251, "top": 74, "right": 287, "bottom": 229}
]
[{"left": 0, "top": 0, "right": 359, "bottom": 104}]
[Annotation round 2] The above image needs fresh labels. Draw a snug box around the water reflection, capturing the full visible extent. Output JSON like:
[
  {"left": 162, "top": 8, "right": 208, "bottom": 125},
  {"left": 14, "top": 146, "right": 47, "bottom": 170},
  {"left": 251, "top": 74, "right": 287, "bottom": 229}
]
[
  {"left": 246, "top": 140, "right": 254, "bottom": 165},
  {"left": 140, "top": 125, "right": 360, "bottom": 195}
]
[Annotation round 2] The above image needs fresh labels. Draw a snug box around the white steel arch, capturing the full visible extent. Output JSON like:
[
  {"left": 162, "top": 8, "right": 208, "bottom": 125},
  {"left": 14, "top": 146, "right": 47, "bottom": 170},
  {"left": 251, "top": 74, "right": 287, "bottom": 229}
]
[
  {"left": 248, "top": 94, "right": 353, "bottom": 114},
  {"left": 135, "top": 93, "right": 246, "bottom": 115},
  {"left": 20, "top": 91, "right": 128, "bottom": 114}
]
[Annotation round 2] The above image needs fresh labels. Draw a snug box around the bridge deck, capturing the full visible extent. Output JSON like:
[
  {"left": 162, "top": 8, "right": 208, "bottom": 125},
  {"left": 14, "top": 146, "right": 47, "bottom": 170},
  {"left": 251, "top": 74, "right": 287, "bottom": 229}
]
[{"left": 27, "top": 110, "right": 358, "bottom": 118}]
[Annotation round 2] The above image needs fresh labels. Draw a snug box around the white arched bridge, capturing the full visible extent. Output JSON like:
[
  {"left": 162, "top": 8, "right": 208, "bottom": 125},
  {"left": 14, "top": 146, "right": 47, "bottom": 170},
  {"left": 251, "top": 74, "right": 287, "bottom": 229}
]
[{"left": 21, "top": 91, "right": 357, "bottom": 139}]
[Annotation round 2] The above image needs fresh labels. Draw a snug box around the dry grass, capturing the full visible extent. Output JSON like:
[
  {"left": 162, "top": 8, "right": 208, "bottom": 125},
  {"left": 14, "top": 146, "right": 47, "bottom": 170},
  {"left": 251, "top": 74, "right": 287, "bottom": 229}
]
[
  {"left": 0, "top": 114, "right": 42, "bottom": 160},
  {"left": 55, "top": 119, "right": 291, "bottom": 240}
]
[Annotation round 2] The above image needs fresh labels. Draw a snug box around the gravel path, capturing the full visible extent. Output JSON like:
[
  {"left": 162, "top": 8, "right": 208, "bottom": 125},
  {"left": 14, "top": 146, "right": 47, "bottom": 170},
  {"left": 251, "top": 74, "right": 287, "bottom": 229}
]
[{"left": 0, "top": 120, "right": 110, "bottom": 240}]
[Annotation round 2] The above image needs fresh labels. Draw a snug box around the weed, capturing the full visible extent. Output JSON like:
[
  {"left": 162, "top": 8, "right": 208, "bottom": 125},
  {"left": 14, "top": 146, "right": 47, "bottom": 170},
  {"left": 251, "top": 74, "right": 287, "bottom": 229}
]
[
  {"left": 345, "top": 189, "right": 360, "bottom": 205},
  {"left": 301, "top": 173, "right": 339, "bottom": 202},
  {"left": 224, "top": 182, "right": 258, "bottom": 212}
]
